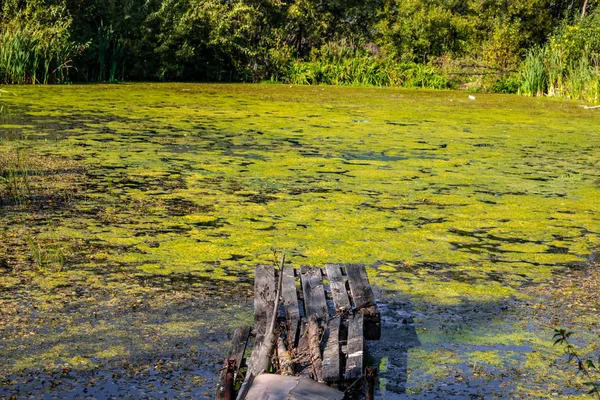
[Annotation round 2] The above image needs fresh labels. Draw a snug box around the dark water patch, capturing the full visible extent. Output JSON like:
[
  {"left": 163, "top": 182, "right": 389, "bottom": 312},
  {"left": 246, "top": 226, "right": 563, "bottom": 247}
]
[
  {"left": 412, "top": 261, "right": 456, "bottom": 271},
  {"left": 163, "top": 144, "right": 199, "bottom": 153},
  {"left": 450, "top": 241, "right": 513, "bottom": 255},
  {"left": 133, "top": 225, "right": 192, "bottom": 236},
  {"left": 385, "top": 120, "right": 417, "bottom": 126},
  {"left": 449, "top": 228, "right": 544, "bottom": 245},
  {"left": 562, "top": 260, "right": 589, "bottom": 271},
  {"left": 360, "top": 202, "right": 417, "bottom": 212},
  {"left": 287, "top": 187, "right": 331, "bottom": 195},
  {"left": 162, "top": 197, "right": 213, "bottom": 216},
  {"left": 436, "top": 269, "right": 481, "bottom": 283},
  {"left": 316, "top": 168, "right": 350, "bottom": 175},
  {"left": 342, "top": 151, "right": 442, "bottom": 162},
  {"left": 415, "top": 217, "right": 446, "bottom": 227},
  {"left": 344, "top": 151, "right": 400, "bottom": 162},
  {"left": 283, "top": 137, "right": 302, "bottom": 146},
  {"left": 523, "top": 176, "right": 552, "bottom": 182},
  {"left": 545, "top": 245, "right": 570, "bottom": 254},
  {"left": 239, "top": 192, "right": 278, "bottom": 204},
  {"left": 192, "top": 217, "right": 228, "bottom": 229},
  {"left": 474, "top": 189, "right": 528, "bottom": 197}
]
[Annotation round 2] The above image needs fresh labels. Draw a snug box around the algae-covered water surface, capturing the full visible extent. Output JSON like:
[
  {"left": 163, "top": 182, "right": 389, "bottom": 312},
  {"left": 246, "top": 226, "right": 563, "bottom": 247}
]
[{"left": 1, "top": 83, "right": 599, "bottom": 398}]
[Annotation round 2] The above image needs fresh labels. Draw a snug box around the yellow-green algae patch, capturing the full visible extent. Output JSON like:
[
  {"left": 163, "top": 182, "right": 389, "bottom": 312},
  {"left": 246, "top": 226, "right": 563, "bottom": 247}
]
[{"left": 1, "top": 83, "right": 599, "bottom": 397}]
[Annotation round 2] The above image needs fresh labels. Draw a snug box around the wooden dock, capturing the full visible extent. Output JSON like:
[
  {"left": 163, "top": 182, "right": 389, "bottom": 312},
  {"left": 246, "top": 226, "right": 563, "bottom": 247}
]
[{"left": 215, "top": 262, "right": 381, "bottom": 399}]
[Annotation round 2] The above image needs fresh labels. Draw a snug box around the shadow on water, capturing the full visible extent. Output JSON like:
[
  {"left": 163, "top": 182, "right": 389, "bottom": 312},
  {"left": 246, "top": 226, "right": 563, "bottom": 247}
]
[
  {"left": 365, "top": 290, "right": 564, "bottom": 400},
  {"left": 367, "top": 299, "right": 421, "bottom": 397}
]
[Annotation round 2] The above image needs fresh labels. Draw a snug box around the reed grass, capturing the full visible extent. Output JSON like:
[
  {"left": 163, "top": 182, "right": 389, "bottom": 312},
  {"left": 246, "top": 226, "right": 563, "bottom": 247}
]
[
  {"left": 0, "top": 149, "right": 33, "bottom": 206},
  {"left": 284, "top": 57, "right": 450, "bottom": 89},
  {"left": 519, "top": 21, "right": 600, "bottom": 104},
  {"left": 0, "top": 7, "right": 76, "bottom": 84}
]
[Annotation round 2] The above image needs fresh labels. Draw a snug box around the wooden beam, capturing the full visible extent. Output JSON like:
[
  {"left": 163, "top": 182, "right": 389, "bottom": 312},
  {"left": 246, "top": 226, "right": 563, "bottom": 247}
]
[
  {"left": 253, "top": 264, "right": 276, "bottom": 337},
  {"left": 345, "top": 264, "right": 376, "bottom": 310},
  {"left": 308, "top": 315, "right": 324, "bottom": 382},
  {"left": 345, "top": 264, "right": 381, "bottom": 340},
  {"left": 322, "top": 315, "right": 341, "bottom": 382},
  {"left": 239, "top": 258, "right": 285, "bottom": 400},
  {"left": 300, "top": 265, "right": 328, "bottom": 321},
  {"left": 344, "top": 313, "right": 364, "bottom": 380},
  {"left": 325, "top": 263, "right": 351, "bottom": 313},
  {"left": 281, "top": 263, "right": 300, "bottom": 346}
]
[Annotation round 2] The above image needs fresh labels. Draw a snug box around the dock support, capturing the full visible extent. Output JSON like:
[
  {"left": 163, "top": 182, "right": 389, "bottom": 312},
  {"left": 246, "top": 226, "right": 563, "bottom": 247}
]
[{"left": 365, "top": 366, "right": 377, "bottom": 400}]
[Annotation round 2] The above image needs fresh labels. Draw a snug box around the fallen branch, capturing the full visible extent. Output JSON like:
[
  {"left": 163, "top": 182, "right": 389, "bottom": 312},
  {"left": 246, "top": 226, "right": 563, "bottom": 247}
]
[{"left": 581, "top": 105, "right": 600, "bottom": 109}]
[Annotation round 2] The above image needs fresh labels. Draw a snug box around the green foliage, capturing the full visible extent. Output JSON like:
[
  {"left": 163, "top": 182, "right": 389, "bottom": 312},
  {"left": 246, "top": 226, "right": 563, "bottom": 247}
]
[
  {"left": 284, "top": 57, "right": 449, "bottom": 89},
  {"left": 490, "top": 73, "right": 521, "bottom": 94},
  {"left": 519, "top": 47, "right": 548, "bottom": 97},
  {"left": 553, "top": 329, "right": 600, "bottom": 398},
  {"left": 517, "top": 7, "right": 600, "bottom": 103},
  {"left": 0, "top": 0, "right": 598, "bottom": 97},
  {"left": 282, "top": 40, "right": 449, "bottom": 89},
  {"left": 0, "top": 0, "right": 79, "bottom": 83}
]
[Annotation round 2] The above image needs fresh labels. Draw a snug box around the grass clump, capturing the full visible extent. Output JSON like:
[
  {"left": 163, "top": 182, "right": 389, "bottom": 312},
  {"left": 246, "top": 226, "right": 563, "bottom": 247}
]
[
  {"left": 0, "top": 148, "right": 32, "bottom": 206},
  {"left": 0, "top": 147, "right": 85, "bottom": 208}
]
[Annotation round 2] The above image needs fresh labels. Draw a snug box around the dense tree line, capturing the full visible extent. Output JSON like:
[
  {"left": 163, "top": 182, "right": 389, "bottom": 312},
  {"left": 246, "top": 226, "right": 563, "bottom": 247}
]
[{"left": 0, "top": 0, "right": 599, "bottom": 100}]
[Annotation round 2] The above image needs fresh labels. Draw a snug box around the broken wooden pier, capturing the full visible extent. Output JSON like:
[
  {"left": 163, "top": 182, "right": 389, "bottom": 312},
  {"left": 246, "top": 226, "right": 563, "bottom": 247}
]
[{"left": 215, "top": 262, "right": 381, "bottom": 399}]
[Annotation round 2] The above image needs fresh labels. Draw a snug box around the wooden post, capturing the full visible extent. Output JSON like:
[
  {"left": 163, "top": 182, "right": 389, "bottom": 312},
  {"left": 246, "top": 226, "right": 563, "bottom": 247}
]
[
  {"left": 365, "top": 366, "right": 377, "bottom": 400},
  {"left": 224, "top": 358, "right": 237, "bottom": 400}
]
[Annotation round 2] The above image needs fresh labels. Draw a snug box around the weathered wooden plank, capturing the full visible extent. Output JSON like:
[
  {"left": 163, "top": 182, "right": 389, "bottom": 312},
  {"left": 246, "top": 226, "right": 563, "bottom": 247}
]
[
  {"left": 300, "top": 265, "right": 328, "bottom": 321},
  {"left": 253, "top": 264, "right": 276, "bottom": 337},
  {"left": 294, "top": 318, "right": 311, "bottom": 376},
  {"left": 215, "top": 326, "right": 251, "bottom": 400},
  {"left": 346, "top": 263, "right": 381, "bottom": 340},
  {"left": 345, "top": 264, "right": 376, "bottom": 310},
  {"left": 230, "top": 326, "right": 251, "bottom": 370},
  {"left": 344, "top": 313, "right": 364, "bottom": 380},
  {"left": 241, "top": 260, "right": 285, "bottom": 400},
  {"left": 307, "top": 315, "right": 324, "bottom": 382},
  {"left": 322, "top": 316, "right": 341, "bottom": 382},
  {"left": 281, "top": 263, "right": 300, "bottom": 346},
  {"left": 325, "top": 263, "right": 351, "bottom": 313}
]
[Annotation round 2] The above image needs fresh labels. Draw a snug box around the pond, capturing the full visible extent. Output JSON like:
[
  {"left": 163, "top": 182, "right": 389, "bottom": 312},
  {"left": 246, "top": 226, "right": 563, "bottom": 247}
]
[{"left": 0, "top": 83, "right": 599, "bottom": 398}]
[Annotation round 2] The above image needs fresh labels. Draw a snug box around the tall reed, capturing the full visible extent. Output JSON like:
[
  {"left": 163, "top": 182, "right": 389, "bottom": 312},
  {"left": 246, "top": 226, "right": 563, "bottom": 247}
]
[
  {"left": 519, "top": 48, "right": 547, "bottom": 97},
  {"left": 0, "top": 5, "right": 77, "bottom": 84}
]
